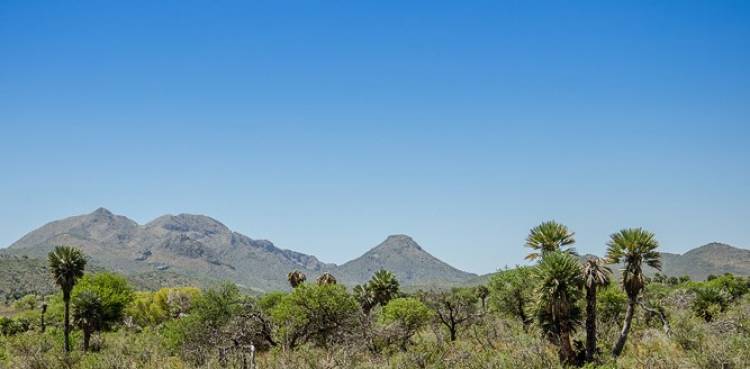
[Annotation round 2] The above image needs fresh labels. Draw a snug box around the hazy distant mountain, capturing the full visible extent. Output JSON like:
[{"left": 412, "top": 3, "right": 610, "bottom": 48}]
[
  {"left": 658, "top": 243, "right": 750, "bottom": 281},
  {"left": 463, "top": 243, "right": 750, "bottom": 286},
  {"left": 4, "top": 208, "right": 475, "bottom": 292},
  {"left": 336, "top": 235, "right": 476, "bottom": 287},
  {"left": 578, "top": 243, "right": 750, "bottom": 281}
]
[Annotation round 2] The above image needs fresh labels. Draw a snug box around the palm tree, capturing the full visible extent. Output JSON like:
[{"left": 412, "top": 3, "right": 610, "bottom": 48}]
[
  {"left": 525, "top": 221, "right": 576, "bottom": 260},
  {"left": 316, "top": 272, "right": 337, "bottom": 285},
  {"left": 606, "top": 228, "right": 661, "bottom": 357},
  {"left": 353, "top": 284, "right": 376, "bottom": 314},
  {"left": 287, "top": 270, "right": 306, "bottom": 288},
  {"left": 474, "top": 285, "right": 490, "bottom": 313},
  {"left": 533, "top": 251, "right": 584, "bottom": 365},
  {"left": 582, "top": 257, "right": 611, "bottom": 362},
  {"left": 48, "top": 246, "right": 87, "bottom": 353},
  {"left": 73, "top": 290, "right": 104, "bottom": 351},
  {"left": 368, "top": 269, "right": 400, "bottom": 306},
  {"left": 354, "top": 269, "right": 400, "bottom": 315}
]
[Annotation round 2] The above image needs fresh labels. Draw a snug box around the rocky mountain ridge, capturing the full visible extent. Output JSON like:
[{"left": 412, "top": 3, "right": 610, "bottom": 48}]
[{"left": 5, "top": 208, "right": 475, "bottom": 291}]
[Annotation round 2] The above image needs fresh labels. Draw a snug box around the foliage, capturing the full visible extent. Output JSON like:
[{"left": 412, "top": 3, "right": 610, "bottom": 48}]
[
  {"left": 524, "top": 221, "right": 576, "bottom": 260},
  {"left": 690, "top": 286, "right": 731, "bottom": 322},
  {"left": 125, "top": 287, "right": 201, "bottom": 327},
  {"left": 379, "top": 297, "right": 433, "bottom": 350},
  {"left": 532, "top": 251, "right": 584, "bottom": 364},
  {"left": 269, "top": 283, "right": 359, "bottom": 349},
  {"left": 597, "top": 285, "right": 627, "bottom": 323},
  {"left": 70, "top": 272, "right": 133, "bottom": 351},
  {"left": 162, "top": 282, "right": 262, "bottom": 365},
  {"left": 488, "top": 266, "right": 534, "bottom": 326},
  {"left": 13, "top": 295, "right": 38, "bottom": 311},
  {"left": 72, "top": 273, "right": 134, "bottom": 330},
  {"left": 422, "top": 288, "right": 479, "bottom": 341},
  {"left": 354, "top": 269, "right": 401, "bottom": 315},
  {"left": 71, "top": 290, "right": 104, "bottom": 351},
  {"left": 606, "top": 228, "right": 661, "bottom": 299}
]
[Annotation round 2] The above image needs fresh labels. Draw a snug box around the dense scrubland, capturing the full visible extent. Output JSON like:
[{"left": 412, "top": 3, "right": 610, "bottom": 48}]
[{"left": 1, "top": 222, "right": 749, "bottom": 369}]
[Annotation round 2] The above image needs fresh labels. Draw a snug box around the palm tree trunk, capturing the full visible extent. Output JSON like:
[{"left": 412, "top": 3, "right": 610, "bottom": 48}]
[
  {"left": 612, "top": 298, "right": 636, "bottom": 357},
  {"left": 63, "top": 291, "right": 71, "bottom": 353},
  {"left": 585, "top": 286, "right": 597, "bottom": 362},
  {"left": 559, "top": 323, "right": 576, "bottom": 365},
  {"left": 83, "top": 330, "right": 91, "bottom": 351}
]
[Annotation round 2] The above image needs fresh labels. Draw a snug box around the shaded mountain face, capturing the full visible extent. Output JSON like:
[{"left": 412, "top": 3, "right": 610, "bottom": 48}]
[
  {"left": 336, "top": 234, "right": 476, "bottom": 287},
  {"left": 5, "top": 209, "right": 475, "bottom": 291}
]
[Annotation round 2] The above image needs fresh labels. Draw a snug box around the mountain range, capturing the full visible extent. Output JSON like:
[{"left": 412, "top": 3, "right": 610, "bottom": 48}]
[
  {"left": 2, "top": 208, "right": 475, "bottom": 293},
  {"left": 2, "top": 208, "right": 749, "bottom": 297}
]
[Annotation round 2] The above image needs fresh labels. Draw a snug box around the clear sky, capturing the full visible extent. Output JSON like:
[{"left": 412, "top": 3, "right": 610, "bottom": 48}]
[{"left": 1, "top": 1, "right": 748, "bottom": 274}]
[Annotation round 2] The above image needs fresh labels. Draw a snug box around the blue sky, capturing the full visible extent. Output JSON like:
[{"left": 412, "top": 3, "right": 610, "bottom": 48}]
[{"left": 1, "top": 1, "right": 748, "bottom": 274}]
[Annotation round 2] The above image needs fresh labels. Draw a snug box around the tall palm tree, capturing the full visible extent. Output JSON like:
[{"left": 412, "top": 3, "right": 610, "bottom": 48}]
[
  {"left": 316, "top": 272, "right": 337, "bottom": 285},
  {"left": 582, "top": 257, "right": 611, "bottom": 362},
  {"left": 533, "top": 251, "right": 584, "bottom": 365},
  {"left": 368, "top": 269, "right": 400, "bottom": 306},
  {"left": 525, "top": 221, "right": 577, "bottom": 260},
  {"left": 287, "top": 270, "right": 306, "bottom": 288},
  {"left": 48, "top": 246, "right": 87, "bottom": 353},
  {"left": 606, "top": 228, "right": 661, "bottom": 357}
]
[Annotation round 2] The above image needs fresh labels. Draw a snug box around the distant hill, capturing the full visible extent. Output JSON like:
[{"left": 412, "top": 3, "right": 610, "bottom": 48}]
[
  {"left": 336, "top": 235, "right": 476, "bottom": 287},
  {"left": 463, "top": 243, "right": 750, "bottom": 286},
  {"left": 3, "top": 208, "right": 476, "bottom": 293},
  {"left": 658, "top": 243, "right": 750, "bottom": 281}
]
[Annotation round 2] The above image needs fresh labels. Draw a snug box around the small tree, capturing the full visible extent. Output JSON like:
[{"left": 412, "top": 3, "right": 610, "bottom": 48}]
[
  {"left": 691, "top": 286, "right": 731, "bottom": 322},
  {"left": 488, "top": 266, "right": 534, "bottom": 327},
  {"left": 164, "top": 283, "right": 246, "bottom": 365},
  {"left": 423, "top": 288, "right": 478, "bottom": 341},
  {"left": 270, "top": 284, "right": 359, "bottom": 349},
  {"left": 72, "top": 272, "right": 134, "bottom": 350},
  {"left": 379, "top": 297, "right": 432, "bottom": 350},
  {"left": 48, "top": 246, "right": 87, "bottom": 353}
]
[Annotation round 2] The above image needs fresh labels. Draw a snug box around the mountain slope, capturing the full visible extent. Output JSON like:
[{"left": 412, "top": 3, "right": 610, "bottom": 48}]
[{"left": 336, "top": 235, "right": 476, "bottom": 286}]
